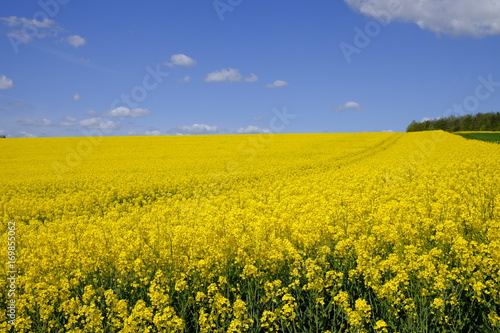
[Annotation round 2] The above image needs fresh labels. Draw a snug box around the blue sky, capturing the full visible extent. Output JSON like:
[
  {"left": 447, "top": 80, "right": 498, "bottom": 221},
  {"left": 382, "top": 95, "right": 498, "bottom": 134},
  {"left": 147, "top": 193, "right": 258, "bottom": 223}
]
[{"left": 1, "top": 0, "right": 500, "bottom": 137}]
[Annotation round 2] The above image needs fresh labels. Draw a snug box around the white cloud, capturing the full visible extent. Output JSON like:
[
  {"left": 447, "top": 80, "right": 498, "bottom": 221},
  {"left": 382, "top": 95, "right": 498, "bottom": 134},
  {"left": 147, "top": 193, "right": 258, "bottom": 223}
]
[
  {"left": 333, "top": 101, "right": 364, "bottom": 113},
  {"left": 244, "top": 73, "right": 258, "bottom": 82},
  {"left": 66, "top": 35, "right": 86, "bottom": 47},
  {"left": 144, "top": 130, "right": 162, "bottom": 136},
  {"left": 1, "top": 130, "right": 38, "bottom": 138},
  {"left": 179, "top": 75, "right": 191, "bottom": 83},
  {"left": 129, "top": 130, "right": 164, "bottom": 136},
  {"left": 104, "top": 107, "right": 150, "bottom": 118},
  {"left": 0, "top": 75, "right": 14, "bottom": 89},
  {"left": 0, "top": 16, "right": 88, "bottom": 51},
  {"left": 86, "top": 110, "right": 98, "bottom": 116},
  {"left": 344, "top": 0, "right": 500, "bottom": 37},
  {"left": 421, "top": 116, "right": 441, "bottom": 122},
  {"left": 80, "top": 118, "right": 100, "bottom": 128},
  {"left": 18, "top": 118, "right": 53, "bottom": 126},
  {"left": 0, "top": 16, "right": 21, "bottom": 27},
  {"left": 59, "top": 117, "right": 76, "bottom": 126},
  {"left": 6, "top": 30, "right": 32, "bottom": 43},
  {"left": 165, "top": 54, "right": 197, "bottom": 67},
  {"left": 266, "top": 80, "right": 289, "bottom": 88},
  {"left": 80, "top": 117, "right": 120, "bottom": 130},
  {"left": 173, "top": 123, "right": 219, "bottom": 134},
  {"left": 73, "top": 93, "right": 80, "bottom": 101},
  {"left": 205, "top": 68, "right": 242, "bottom": 82},
  {"left": 253, "top": 116, "right": 264, "bottom": 121},
  {"left": 236, "top": 125, "right": 272, "bottom": 134},
  {"left": 0, "top": 16, "right": 59, "bottom": 43},
  {"left": 0, "top": 16, "right": 55, "bottom": 28},
  {"left": 19, "top": 131, "right": 37, "bottom": 138}
]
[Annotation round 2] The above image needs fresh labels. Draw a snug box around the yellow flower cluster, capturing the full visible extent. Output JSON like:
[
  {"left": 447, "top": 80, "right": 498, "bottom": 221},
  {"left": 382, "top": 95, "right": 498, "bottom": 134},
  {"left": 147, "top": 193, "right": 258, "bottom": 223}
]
[{"left": 0, "top": 131, "right": 499, "bottom": 332}]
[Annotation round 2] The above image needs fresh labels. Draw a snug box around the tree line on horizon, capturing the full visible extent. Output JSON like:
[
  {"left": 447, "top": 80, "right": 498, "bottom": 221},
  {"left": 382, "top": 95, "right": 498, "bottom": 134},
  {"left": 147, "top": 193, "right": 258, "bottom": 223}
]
[{"left": 406, "top": 112, "right": 500, "bottom": 132}]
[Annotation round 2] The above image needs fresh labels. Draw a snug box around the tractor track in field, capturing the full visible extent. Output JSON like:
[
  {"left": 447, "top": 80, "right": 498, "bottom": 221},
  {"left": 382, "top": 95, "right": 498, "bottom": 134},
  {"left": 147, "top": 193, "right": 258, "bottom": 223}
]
[
  {"left": 292, "top": 133, "right": 405, "bottom": 175},
  {"left": 331, "top": 132, "right": 405, "bottom": 168}
]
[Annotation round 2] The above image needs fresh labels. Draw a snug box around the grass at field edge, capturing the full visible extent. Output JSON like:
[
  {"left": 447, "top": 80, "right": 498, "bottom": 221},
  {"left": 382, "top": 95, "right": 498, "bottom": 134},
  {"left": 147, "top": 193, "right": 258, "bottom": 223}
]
[{"left": 454, "top": 132, "right": 500, "bottom": 144}]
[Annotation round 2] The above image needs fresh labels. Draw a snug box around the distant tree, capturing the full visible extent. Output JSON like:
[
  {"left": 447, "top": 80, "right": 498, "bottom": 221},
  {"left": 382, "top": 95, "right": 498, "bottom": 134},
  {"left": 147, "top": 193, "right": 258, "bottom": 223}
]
[
  {"left": 434, "top": 118, "right": 448, "bottom": 131},
  {"left": 451, "top": 117, "right": 461, "bottom": 132},
  {"left": 0, "top": 135, "right": 6, "bottom": 138},
  {"left": 492, "top": 112, "right": 500, "bottom": 129},
  {"left": 406, "top": 121, "right": 420, "bottom": 132},
  {"left": 475, "top": 113, "right": 485, "bottom": 130},
  {"left": 406, "top": 112, "right": 500, "bottom": 132},
  {"left": 461, "top": 115, "right": 473, "bottom": 131},
  {"left": 422, "top": 120, "right": 432, "bottom": 131}
]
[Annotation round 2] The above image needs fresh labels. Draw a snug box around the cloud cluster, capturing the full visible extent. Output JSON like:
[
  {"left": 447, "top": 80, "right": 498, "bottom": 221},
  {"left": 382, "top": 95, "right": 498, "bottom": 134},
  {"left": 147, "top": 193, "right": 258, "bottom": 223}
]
[
  {"left": 17, "top": 115, "right": 123, "bottom": 131},
  {"left": 3, "top": 45, "right": 290, "bottom": 137},
  {"left": 344, "top": 0, "right": 500, "bottom": 37},
  {"left": 80, "top": 118, "right": 120, "bottom": 130},
  {"left": 205, "top": 68, "right": 242, "bottom": 82},
  {"left": 236, "top": 125, "right": 272, "bottom": 134},
  {"left": 333, "top": 101, "right": 364, "bottom": 113},
  {"left": 164, "top": 54, "right": 262, "bottom": 86},
  {"left": 0, "top": 16, "right": 55, "bottom": 29},
  {"left": 266, "top": 80, "right": 288, "bottom": 88},
  {"left": 18, "top": 118, "right": 53, "bottom": 126},
  {"left": 0, "top": 129, "right": 37, "bottom": 138},
  {"left": 244, "top": 73, "right": 258, "bottom": 82},
  {"left": 0, "top": 16, "right": 86, "bottom": 48},
  {"left": 66, "top": 35, "right": 86, "bottom": 47},
  {"left": 104, "top": 107, "right": 150, "bottom": 118},
  {"left": 166, "top": 54, "right": 197, "bottom": 67},
  {"left": 173, "top": 124, "right": 219, "bottom": 134},
  {"left": 11, "top": 105, "right": 153, "bottom": 136},
  {"left": 204, "top": 68, "right": 258, "bottom": 83},
  {"left": 0, "top": 75, "right": 13, "bottom": 89}
]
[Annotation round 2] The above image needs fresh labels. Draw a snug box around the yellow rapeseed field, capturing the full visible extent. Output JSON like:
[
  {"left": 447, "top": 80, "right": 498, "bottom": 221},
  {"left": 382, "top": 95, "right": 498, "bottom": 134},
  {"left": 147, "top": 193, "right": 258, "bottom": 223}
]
[{"left": 1, "top": 131, "right": 499, "bottom": 332}]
